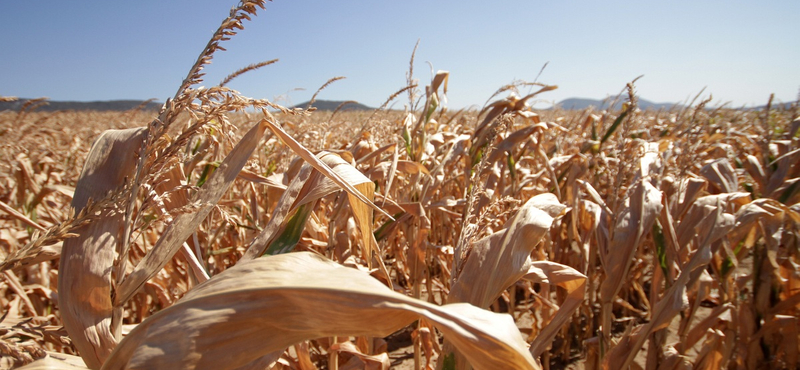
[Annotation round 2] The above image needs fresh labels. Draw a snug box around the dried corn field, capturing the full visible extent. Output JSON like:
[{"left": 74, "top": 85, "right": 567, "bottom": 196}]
[{"left": 1, "top": 2, "right": 799, "bottom": 370}]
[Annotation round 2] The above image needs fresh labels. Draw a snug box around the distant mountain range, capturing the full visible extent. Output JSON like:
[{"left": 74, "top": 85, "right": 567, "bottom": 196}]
[
  {"left": 291, "top": 100, "right": 373, "bottom": 111},
  {"left": 2, "top": 97, "right": 789, "bottom": 113},
  {"left": 0, "top": 98, "right": 374, "bottom": 113},
  {"left": 0, "top": 99, "right": 162, "bottom": 112},
  {"left": 555, "top": 98, "right": 681, "bottom": 110}
]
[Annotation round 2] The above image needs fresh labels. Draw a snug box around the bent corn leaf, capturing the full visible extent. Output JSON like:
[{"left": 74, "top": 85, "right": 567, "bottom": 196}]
[
  {"left": 101, "top": 252, "right": 538, "bottom": 370},
  {"left": 523, "top": 261, "right": 587, "bottom": 357}
]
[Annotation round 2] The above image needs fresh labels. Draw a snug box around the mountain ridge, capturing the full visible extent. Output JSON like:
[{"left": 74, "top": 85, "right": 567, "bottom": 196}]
[
  {"left": 291, "top": 100, "right": 373, "bottom": 111},
  {"left": 0, "top": 99, "right": 162, "bottom": 112},
  {"left": 555, "top": 97, "right": 681, "bottom": 110},
  {"left": 3, "top": 97, "right": 788, "bottom": 113}
]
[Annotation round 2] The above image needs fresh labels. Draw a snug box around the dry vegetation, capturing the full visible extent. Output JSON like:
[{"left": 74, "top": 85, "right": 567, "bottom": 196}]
[{"left": 1, "top": 2, "right": 799, "bottom": 369}]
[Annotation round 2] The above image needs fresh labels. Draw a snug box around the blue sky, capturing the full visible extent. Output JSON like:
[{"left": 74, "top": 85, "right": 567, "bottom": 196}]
[{"left": 2, "top": 1, "right": 798, "bottom": 109}]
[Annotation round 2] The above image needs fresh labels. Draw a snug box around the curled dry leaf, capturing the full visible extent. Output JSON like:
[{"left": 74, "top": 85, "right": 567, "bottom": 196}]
[
  {"left": 699, "top": 158, "right": 738, "bottom": 194},
  {"left": 100, "top": 252, "right": 538, "bottom": 370},
  {"left": 523, "top": 261, "right": 587, "bottom": 357},
  {"left": 449, "top": 193, "right": 566, "bottom": 308},
  {"left": 743, "top": 154, "right": 767, "bottom": 191},
  {"left": 637, "top": 142, "right": 662, "bottom": 178},
  {"left": 299, "top": 152, "right": 377, "bottom": 266},
  {"left": 59, "top": 127, "right": 147, "bottom": 369},
  {"left": 485, "top": 125, "right": 537, "bottom": 165},
  {"left": 472, "top": 85, "right": 557, "bottom": 156},
  {"left": 674, "top": 177, "right": 707, "bottom": 219},
  {"left": 329, "top": 341, "right": 390, "bottom": 370}
]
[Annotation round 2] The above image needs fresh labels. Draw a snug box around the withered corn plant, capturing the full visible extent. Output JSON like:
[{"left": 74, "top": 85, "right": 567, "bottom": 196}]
[{"left": 1, "top": 1, "right": 799, "bottom": 370}]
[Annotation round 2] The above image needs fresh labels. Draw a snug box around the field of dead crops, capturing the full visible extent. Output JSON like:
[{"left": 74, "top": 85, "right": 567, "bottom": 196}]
[{"left": 1, "top": 2, "right": 799, "bottom": 370}]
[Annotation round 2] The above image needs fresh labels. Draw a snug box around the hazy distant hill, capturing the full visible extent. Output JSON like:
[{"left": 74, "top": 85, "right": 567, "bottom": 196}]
[
  {"left": 755, "top": 102, "right": 795, "bottom": 110},
  {"left": 556, "top": 97, "right": 680, "bottom": 111},
  {"left": 0, "top": 99, "right": 162, "bottom": 112},
  {"left": 292, "top": 100, "right": 373, "bottom": 111}
]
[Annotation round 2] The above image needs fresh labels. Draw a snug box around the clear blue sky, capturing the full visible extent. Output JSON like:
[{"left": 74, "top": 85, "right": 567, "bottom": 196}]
[{"left": 2, "top": 1, "right": 798, "bottom": 109}]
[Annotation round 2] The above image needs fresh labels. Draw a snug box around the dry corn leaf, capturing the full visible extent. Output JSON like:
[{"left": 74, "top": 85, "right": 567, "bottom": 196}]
[
  {"left": 657, "top": 346, "right": 692, "bottom": 370},
  {"left": 58, "top": 127, "right": 147, "bottom": 369},
  {"left": 0, "top": 241, "right": 63, "bottom": 271},
  {"left": 381, "top": 139, "right": 400, "bottom": 207},
  {"left": 329, "top": 341, "right": 390, "bottom": 370},
  {"left": 151, "top": 162, "right": 192, "bottom": 214},
  {"left": 417, "top": 70, "right": 449, "bottom": 128},
  {"left": 240, "top": 152, "right": 376, "bottom": 262},
  {"left": 449, "top": 193, "right": 565, "bottom": 308},
  {"left": 577, "top": 179, "right": 611, "bottom": 214},
  {"left": 241, "top": 164, "right": 315, "bottom": 260},
  {"left": 16, "top": 355, "right": 90, "bottom": 370},
  {"left": 236, "top": 168, "right": 287, "bottom": 189},
  {"left": 15, "top": 153, "right": 41, "bottom": 204},
  {"left": 431, "top": 70, "right": 449, "bottom": 96},
  {"left": 699, "top": 158, "right": 738, "bottom": 194},
  {"left": 598, "top": 179, "right": 662, "bottom": 354},
  {"left": 394, "top": 160, "right": 430, "bottom": 176},
  {"left": 114, "top": 119, "right": 268, "bottom": 306},
  {"left": 472, "top": 86, "right": 556, "bottom": 154},
  {"left": 262, "top": 118, "right": 391, "bottom": 220},
  {"left": 638, "top": 142, "right": 662, "bottom": 178},
  {"left": 356, "top": 141, "right": 396, "bottom": 165},
  {"left": 743, "top": 154, "right": 767, "bottom": 191},
  {"left": 291, "top": 152, "right": 371, "bottom": 208},
  {"left": 765, "top": 147, "right": 800, "bottom": 198},
  {"left": 523, "top": 261, "right": 587, "bottom": 357},
  {"left": 680, "top": 303, "right": 733, "bottom": 353},
  {"left": 293, "top": 341, "right": 316, "bottom": 370},
  {"left": 675, "top": 178, "right": 707, "bottom": 219},
  {"left": 486, "top": 125, "right": 537, "bottom": 165},
  {"left": 423, "top": 134, "right": 470, "bottom": 202},
  {"left": 346, "top": 178, "right": 377, "bottom": 268},
  {"left": 446, "top": 193, "right": 563, "bottom": 369},
  {"left": 101, "top": 252, "right": 538, "bottom": 370},
  {"left": 603, "top": 201, "right": 734, "bottom": 369},
  {"left": 599, "top": 180, "right": 662, "bottom": 303},
  {"left": 693, "top": 329, "right": 726, "bottom": 370},
  {"left": 0, "top": 199, "right": 46, "bottom": 232},
  {"left": 676, "top": 193, "right": 751, "bottom": 250}
]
